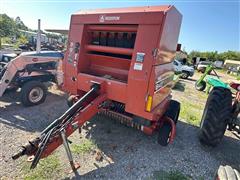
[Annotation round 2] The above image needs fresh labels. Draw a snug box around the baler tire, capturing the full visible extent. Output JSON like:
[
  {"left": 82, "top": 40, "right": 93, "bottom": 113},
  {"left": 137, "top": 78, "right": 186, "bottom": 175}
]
[
  {"left": 195, "top": 81, "right": 206, "bottom": 91},
  {"left": 198, "top": 87, "right": 232, "bottom": 147},
  {"left": 216, "top": 165, "right": 240, "bottom": 180},
  {"left": 164, "top": 100, "right": 180, "bottom": 124},
  {"left": 158, "top": 123, "right": 172, "bottom": 146},
  {"left": 20, "top": 81, "right": 47, "bottom": 106}
]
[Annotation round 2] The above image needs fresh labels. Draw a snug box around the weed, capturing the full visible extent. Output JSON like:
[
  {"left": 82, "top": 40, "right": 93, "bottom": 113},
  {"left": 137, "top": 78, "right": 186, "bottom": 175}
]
[
  {"left": 150, "top": 170, "right": 191, "bottom": 180},
  {"left": 70, "top": 139, "right": 96, "bottom": 154},
  {"left": 21, "top": 153, "right": 63, "bottom": 180},
  {"left": 179, "top": 99, "right": 204, "bottom": 126}
]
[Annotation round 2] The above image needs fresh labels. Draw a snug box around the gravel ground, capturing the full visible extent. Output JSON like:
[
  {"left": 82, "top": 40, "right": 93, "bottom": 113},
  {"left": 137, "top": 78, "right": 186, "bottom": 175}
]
[{"left": 0, "top": 74, "right": 239, "bottom": 180}]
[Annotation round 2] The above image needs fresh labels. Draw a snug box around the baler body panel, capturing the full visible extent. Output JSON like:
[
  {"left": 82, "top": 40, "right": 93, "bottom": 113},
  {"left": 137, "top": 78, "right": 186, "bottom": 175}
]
[
  {"left": 12, "top": 5, "right": 183, "bottom": 168},
  {"left": 63, "top": 5, "right": 182, "bottom": 121}
]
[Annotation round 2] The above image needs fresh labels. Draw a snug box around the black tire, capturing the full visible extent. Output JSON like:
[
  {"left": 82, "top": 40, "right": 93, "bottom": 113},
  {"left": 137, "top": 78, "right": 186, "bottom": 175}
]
[
  {"left": 158, "top": 123, "right": 172, "bottom": 146},
  {"left": 180, "top": 72, "right": 189, "bottom": 79},
  {"left": 164, "top": 100, "right": 180, "bottom": 124},
  {"left": 200, "top": 67, "right": 206, "bottom": 73},
  {"left": 216, "top": 165, "right": 240, "bottom": 180},
  {"left": 20, "top": 81, "right": 47, "bottom": 106},
  {"left": 199, "top": 87, "right": 232, "bottom": 147},
  {"left": 67, "top": 95, "right": 76, "bottom": 107},
  {"left": 158, "top": 100, "right": 180, "bottom": 146},
  {"left": 195, "top": 81, "right": 206, "bottom": 91}
]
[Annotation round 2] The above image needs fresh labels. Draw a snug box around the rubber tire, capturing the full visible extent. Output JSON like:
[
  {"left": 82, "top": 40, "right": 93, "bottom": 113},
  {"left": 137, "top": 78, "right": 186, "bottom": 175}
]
[
  {"left": 20, "top": 81, "right": 47, "bottom": 106},
  {"left": 67, "top": 95, "right": 75, "bottom": 107},
  {"left": 158, "top": 123, "right": 172, "bottom": 146},
  {"left": 180, "top": 72, "right": 189, "bottom": 79},
  {"left": 195, "top": 81, "right": 206, "bottom": 91},
  {"left": 199, "top": 87, "right": 232, "bottom": 147},
  {"left": 158, "top": 100, "right": 180, "bottom": 146},
  {"left": 164, "top": 100, "right": 181, "bottom": 124},
  {"left": 200, "top": 67, "right": 206, "bottom": 73},
  {"left": 216, "top": 165, "right": 240, "bottom": 180}
]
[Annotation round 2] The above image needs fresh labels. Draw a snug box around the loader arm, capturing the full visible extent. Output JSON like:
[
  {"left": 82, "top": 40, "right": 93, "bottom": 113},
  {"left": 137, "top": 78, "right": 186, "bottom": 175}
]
[{"left": 0, "top": 59, "right": 20, "bottom": 96}]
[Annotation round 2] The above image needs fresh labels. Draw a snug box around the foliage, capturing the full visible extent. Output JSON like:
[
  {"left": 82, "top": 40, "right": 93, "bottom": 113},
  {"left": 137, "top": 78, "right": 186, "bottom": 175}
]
[
  {"left": 21, "top": 153, "right": 63, "bottom": 180},
  {"left": 150, "top": 170, "right": 191, "bottom": 180},
  {"left": 15, "top": 16, "right": 28, "bottom": 30},
  {"left": 70, "top": 139, "right": 96, "bottom": 154},
  {"left": 17, "top": 35, "right": 28, "bottom": 45},
  {"left": 0, "top": 14, "right": 29, "bottom": 48},
  {"left": 188, "top": 50, "right": 240, "bottom": 61},
  {"left": 1, "top": 37, "right": 12, "bottom": 44},
  {"left": 0, "top": 14, "right": 17, "bottom": 38}
]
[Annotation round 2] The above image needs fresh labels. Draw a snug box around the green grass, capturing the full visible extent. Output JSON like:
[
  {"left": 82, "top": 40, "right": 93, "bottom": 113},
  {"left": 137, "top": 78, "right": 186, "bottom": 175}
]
[
  {"left": 149, "top": 170, "right": 191, "bottom": 180},
  {"left": 21, "top": 153, "right": 63, "bottom": 180},
  {"left": 179, "top": 98, "right": 205, "bottom": 126},
  {"left": 70, "top": 139, "right": 96, "bottom": 154},
  {"left": 173, "top": 81, "right": 186, "bottom": 92}
]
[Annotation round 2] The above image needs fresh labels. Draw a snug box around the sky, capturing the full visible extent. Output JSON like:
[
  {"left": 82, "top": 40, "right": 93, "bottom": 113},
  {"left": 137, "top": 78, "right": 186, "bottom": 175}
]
[{"left": 1, "top": 0, "right": 239, "bottom": 52}]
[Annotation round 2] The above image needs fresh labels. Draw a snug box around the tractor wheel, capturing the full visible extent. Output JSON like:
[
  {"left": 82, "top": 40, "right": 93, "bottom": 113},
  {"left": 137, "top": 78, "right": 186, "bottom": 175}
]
[
  {"left": 158, "top": 100, "right": 180, "bottom": 146},
  {"left": 67, "top": 95, "right": 76, "bottom": 107},
  {"left": 198, "top": 87, "right": 232, "bottom": 147},
  {"left": 216, "top": 165, "right": 240, "bottom": 180},
  {"left": 195, "top": 81, "right": 206, "bottom": 91},
  {"left": 180, "top": 72, "right": 189, "bottom": 79},
  {"left": 20, "top": 81, "right": 47, "bottom": 106}
]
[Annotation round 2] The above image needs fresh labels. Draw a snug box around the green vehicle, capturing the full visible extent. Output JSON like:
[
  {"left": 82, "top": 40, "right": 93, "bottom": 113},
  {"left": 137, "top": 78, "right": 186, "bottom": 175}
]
[{"left": 194, "top": 64, "right": 226, "bottom": 93}]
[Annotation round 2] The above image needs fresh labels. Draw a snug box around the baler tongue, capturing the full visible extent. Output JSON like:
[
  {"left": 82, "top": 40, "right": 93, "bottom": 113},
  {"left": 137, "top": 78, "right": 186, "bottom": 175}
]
[{"left": 12, "top": 83, "right": 106, "bottom": 171}]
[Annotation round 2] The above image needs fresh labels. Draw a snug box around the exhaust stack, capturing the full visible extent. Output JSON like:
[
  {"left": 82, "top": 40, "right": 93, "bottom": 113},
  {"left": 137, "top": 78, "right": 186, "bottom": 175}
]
[{"left": 36, "top": 19, "right": 41, "bottom": 53}]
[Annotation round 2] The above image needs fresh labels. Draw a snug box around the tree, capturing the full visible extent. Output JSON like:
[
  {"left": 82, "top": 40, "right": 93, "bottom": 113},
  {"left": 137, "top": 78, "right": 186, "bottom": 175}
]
[
  {"left": 15, "top": 16, "right": 28, "bottom": 31},
  {"left": 188, "top": 50, "right": 240, "bottom": 62},
  {"left": 0, "top": 14, "right": 17, "bottom": 48}
]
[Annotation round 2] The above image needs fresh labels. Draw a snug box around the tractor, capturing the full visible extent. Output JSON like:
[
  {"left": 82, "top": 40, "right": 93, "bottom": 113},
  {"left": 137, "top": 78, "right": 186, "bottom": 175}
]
[
  {"left": 195, "top": 63, "right": 221, "bottom": 93},
  {"left": 199, "top": 81, "right": 240, "bottom": 147},
  {"left": 0, "top": 51, "right": 63, "bottom": 106}
]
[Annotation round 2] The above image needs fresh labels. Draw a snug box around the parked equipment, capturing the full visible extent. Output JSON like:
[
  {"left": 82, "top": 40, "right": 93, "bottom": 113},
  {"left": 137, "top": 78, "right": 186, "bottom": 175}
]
[
  {"left": 0, "top": 51, "right": 63, "bottom": 106},
  {"left": 195, "top": 64, "right": 219, "bottom": 92},
  {"left": 12, "top": 5, "right": 182, "bottom": 171},
  {"left": 173, "top": 59, "right": 195, "bottom": 79},
  {"left": 199, "top": 82, "right": 240, "bottom": 147}
]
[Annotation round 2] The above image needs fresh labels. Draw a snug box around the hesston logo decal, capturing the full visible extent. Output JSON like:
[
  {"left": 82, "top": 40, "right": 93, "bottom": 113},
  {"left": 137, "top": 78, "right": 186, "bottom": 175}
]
[{"left": 99, "top": 15, "right": 120, "bottom": 22}]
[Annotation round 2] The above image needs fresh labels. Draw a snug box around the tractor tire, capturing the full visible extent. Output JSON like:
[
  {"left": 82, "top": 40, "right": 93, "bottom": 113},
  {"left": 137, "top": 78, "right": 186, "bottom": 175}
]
[
  {"left": 199, "top": 87, "right": 232, "bottom": 147},
  {"left": 20, "top": 81, "right": 47, "bottom": 106},
  {"left": 195, "top": 81, "right": 206, "bottom": 91},
  {"left": 181, "top": 72, "right": 189, "bottom": 79},
  {"left": 158, "top": 100, "right": 180, "bottom": 146},
  {"left": 216, "top": 165, "right": 240, "bottom": 180}
]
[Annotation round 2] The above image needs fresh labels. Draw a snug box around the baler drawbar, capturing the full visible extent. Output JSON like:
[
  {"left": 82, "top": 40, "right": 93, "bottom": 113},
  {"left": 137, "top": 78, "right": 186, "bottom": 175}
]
[{"left": 12, "top": 82, "right": 106, "bottom": 170}]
